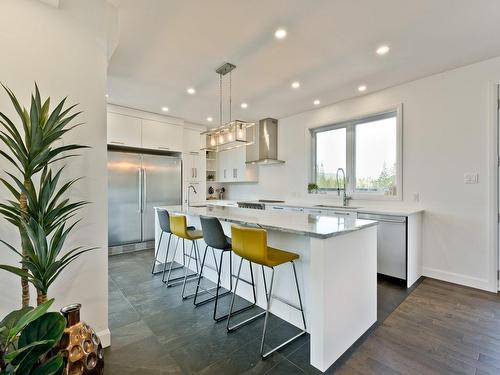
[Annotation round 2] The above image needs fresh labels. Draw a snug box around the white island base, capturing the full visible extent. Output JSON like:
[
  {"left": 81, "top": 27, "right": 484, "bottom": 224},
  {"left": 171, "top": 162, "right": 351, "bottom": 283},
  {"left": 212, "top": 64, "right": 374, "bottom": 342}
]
[{"left": 155, "top": 208, "right": 377, "bottom": 372}]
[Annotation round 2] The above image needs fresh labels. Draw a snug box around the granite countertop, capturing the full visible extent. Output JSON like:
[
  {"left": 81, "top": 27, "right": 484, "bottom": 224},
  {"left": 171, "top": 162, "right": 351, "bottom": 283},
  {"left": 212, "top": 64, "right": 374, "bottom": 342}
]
[
  {"left": 156, "top": 205, "right": 377, "bottom": 239},
  {"left": 203, "top": 200, "right": 423, "bottom": 216}
]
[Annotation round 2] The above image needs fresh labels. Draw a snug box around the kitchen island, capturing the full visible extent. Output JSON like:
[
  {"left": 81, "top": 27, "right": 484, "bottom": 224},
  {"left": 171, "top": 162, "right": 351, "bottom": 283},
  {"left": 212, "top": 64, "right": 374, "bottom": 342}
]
[{"left": 154, "top": 205, "right": 377, "bottom": 372}]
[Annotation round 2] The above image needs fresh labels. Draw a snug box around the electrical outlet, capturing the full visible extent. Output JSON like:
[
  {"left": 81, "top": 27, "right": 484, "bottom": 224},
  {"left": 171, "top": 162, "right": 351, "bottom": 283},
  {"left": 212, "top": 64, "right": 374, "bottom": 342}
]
[
  {"left": 413, "top": 193, "right": 420, "bottom": 202},
  {"left": 464, "top": 173, "right": 479, "bottom": 184}
]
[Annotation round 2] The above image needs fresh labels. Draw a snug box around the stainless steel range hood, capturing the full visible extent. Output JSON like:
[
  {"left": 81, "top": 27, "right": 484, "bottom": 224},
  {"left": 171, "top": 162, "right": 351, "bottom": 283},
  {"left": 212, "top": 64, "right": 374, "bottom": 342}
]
[{"left": 245, "top": 118, "right": 285, "bottom": 165}]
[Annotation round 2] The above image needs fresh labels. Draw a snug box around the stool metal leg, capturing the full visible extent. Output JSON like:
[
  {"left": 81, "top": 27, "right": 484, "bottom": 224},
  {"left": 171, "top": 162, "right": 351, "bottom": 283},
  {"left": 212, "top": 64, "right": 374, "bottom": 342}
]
[
  {"left": 160, "top": 233, "right": 184, "bottom": 278},
  {"left": 151, "top": 231, "right": 164, "bottom": 274},
  {"left": 227, "top": 258, "right": 263, "bottom": 332},
  {"left": 193, "top": 246, "right": 228, "bottom": 306},
  {"left": 181, "top": 240, "right": 195, "bottom": 298},
  {"left": 260, "top": 260, "right": 307, "bottom": 359},
  {"left": 163, "top": 236, "right": 198, "bottom": 286}
]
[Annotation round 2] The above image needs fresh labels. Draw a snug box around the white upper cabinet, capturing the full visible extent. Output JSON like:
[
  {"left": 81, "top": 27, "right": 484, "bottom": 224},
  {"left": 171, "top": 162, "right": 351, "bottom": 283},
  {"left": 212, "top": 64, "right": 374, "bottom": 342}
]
[
  {"left": 183, "top": 128, "right": 201, "bottom": 154},
  {"left": 141, "top": 119, "right": 183, "bottom": 152},
  {"left": 107, "top": 112, "right": 141, "bottom": 148},
  {"left": 216, "top": 147, "right": 257, "bottom": 183}
]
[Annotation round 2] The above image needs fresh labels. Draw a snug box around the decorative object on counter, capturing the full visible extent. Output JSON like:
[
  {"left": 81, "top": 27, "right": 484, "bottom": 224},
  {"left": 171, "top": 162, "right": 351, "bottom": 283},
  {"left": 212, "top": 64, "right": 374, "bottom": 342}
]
[
  {"left": 200, "top": 62, "right": 255, "bottom": 152},
  {"left": 216, "top": 187, "right": 225, "bottom": 200},
  {"left": 308, "top": 183, "right": 319, "bottom": 194},
  {"left": 208, "top": 186, "right": 215, "bottom": 198},
  {"left": 0, "top": 84, "right": 96, "bottom": 306},
  {"left": 59, "top": 303, "right": 104, "bottom": 375},
  {"left": 0, "top": 299, "right": 66, "bottom": 374},
  {"left": 207, "top": 174, "right": 215, "bottom": 181}
]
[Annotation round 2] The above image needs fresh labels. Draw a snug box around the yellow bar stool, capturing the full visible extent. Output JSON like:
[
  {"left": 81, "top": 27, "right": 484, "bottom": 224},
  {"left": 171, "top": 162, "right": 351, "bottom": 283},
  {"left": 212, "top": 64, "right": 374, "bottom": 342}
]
[
  {"left": 227, "top": 225, "right": 307, "bottom": 359},
  {"left": 168, "top": 214, "right": 205, "bottom": 299}
]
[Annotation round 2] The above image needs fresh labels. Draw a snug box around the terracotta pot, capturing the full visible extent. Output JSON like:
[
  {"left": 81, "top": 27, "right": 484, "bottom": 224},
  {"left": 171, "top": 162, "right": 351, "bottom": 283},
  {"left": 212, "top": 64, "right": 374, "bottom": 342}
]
[{"left": 59, "top": 304, "right": 104, "bottom": 375}]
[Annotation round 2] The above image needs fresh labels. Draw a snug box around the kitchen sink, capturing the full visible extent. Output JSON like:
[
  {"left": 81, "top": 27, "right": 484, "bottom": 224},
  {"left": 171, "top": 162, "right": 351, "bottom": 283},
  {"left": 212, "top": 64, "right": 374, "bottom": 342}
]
[{"left": 313, "top": 204, "right": 360, "bottom": 209}]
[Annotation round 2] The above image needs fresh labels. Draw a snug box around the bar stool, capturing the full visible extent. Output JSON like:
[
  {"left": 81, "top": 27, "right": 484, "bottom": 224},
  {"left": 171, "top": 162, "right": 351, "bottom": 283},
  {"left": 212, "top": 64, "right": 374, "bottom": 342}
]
[
  {"left": 194, "top": 216, "right": 257, "bottom": 322},
  {"left": 227, "top": 225, "right": 307, "bottom": 359},
  {"left": 151, "top": 209, "right": 196, "bottom": 284},
  {"left": 169, "top": 214, "right": 206, "bottom": 299}
]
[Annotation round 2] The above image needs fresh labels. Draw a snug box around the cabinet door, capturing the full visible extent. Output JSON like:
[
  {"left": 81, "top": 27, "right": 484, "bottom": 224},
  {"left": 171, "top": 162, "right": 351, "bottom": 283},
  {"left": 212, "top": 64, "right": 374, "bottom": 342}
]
[
  {"left": 216, "top": 151, "right": 228, "bottom": 182},
  {"left": 183, "top": 129, "right": 201, "bottom": 154},
  {"left": 183, "top": 153, "right": 205, "bottom": 183},
  {"left": 107, "top": 112, "right": 141, "bottom": 148},
  {"left": 142, "top": 119, "right": 183, "bottom": 151}
]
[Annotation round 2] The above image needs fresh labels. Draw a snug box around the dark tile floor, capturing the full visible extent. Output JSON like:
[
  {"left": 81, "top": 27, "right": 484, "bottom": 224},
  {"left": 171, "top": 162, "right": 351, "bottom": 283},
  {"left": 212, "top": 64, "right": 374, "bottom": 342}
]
[{"left": 105, "top": 250, "right": 416, "bottom": 374}]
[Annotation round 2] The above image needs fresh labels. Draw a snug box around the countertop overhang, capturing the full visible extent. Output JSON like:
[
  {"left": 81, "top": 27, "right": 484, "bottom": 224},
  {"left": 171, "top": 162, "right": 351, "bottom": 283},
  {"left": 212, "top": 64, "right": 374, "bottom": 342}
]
[{"left": 156, "top": 205, "right": 377, "bottom": 239}]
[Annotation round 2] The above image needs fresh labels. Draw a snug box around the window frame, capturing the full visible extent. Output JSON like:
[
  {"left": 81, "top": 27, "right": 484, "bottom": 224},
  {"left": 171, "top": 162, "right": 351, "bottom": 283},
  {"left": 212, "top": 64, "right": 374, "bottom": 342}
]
[{"left": 310, "top": 105, "right": 403, "bottom": 201}]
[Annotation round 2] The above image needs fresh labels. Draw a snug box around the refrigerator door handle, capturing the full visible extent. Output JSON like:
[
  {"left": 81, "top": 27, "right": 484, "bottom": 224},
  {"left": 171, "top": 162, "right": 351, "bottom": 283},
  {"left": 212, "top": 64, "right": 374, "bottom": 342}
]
[
  {"left": 142, "top": 168, "right": 147, "bottom": 213},
  {"left": 138, "top": 168, "right": 142, "bottom": 213}
]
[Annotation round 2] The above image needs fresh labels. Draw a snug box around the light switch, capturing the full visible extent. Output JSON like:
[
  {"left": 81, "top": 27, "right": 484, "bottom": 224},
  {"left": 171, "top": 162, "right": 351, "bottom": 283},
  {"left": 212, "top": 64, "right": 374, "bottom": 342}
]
[{"left": 464, "top": 173, "right": 479, "bottom": 184}]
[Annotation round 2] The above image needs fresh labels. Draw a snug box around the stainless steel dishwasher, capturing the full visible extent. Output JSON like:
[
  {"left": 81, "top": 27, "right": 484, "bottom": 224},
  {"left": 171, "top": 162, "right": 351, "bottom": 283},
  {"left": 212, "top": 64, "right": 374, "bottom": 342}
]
[{"left": 357, "top": 213, "right": 407, "bottom": 281}]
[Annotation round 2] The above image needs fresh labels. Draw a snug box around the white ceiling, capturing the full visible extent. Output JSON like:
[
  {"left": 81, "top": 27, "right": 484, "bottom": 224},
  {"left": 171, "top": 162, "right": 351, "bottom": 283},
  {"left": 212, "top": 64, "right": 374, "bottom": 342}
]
[{"left": 107, "top": 0, "right": 500, "bottom": 126}]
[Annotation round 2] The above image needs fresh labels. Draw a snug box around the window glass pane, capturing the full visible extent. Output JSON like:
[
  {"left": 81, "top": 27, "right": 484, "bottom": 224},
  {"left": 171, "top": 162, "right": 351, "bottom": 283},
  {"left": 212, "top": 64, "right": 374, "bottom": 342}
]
[
  {"left": 315, "top": 127, "right": 346, "bottom": 189},
  {"left": 355, "top": 116, "right": 397, "bottom": 195}
]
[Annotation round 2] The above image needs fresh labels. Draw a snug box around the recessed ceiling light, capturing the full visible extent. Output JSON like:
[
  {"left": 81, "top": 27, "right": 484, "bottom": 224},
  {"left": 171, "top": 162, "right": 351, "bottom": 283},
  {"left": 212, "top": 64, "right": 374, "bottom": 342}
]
[
  {"left": 187, "top": 87, "right": 196, "bottom": 95},
  {"left": 161, "top": 106, "right": 169, "bottom": 112},
  {"left": 240, "top": 102, "right": 248, "bottom": 109},
  {"left": 358, "top": 85, "right": 367, "bottom": 92},
  {"left": 105, "top": 94, "right": 109, "bottom": 99},
  {"left": 291, "top": 81, "right": 300, "bottom": 89},
  {"left": 376, "top": 45, "right": 390, "bottom": 55},
  {"left": 313, "top": 99, "right": 320, "bottom": 105},
  {"left": 274, "top": 28, "right": 287, "bottom": 40},
  {"left": 207, "top": 117, "right": 213, "bottom": 122}
]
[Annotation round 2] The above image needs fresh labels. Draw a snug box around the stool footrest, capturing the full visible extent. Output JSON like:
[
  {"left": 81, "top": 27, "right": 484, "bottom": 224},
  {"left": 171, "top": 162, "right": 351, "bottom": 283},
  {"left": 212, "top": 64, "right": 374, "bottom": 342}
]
[
  {"left": 227, "top": 310, "right": 266, "bottom": 332},
  {"left": 215, "top": 302, "right": 256, "bottom": 323},
  {"left": 153, "top": 262, "right": 183, "bottom": 275},
  {"left": 193, "top": 289, "right": 230, "bottom": 306},
  {"left": 164, "top": 272, "right": 199, "bottom": 287},
  {"left": 182, "top": 285, "right": 218, "bottom": 300},
  {"left": 262, "top": 330, "right": 306, "bottom": 359}
]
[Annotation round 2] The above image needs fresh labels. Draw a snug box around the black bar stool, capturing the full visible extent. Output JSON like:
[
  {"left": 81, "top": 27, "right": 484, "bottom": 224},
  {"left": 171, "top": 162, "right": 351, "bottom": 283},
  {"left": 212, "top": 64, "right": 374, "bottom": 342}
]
[
  {"left": 227, "top": 225, "right": 306, "bottom": 359},
  {"left": 194, "top": 216, "right": 257, "bottom": 322}
]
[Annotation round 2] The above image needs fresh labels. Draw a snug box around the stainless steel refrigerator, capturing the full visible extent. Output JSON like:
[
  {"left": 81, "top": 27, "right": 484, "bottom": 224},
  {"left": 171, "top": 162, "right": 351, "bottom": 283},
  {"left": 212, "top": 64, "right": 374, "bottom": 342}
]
[{"left": 107, "top": 150, "right": 182, "bottom": 246}]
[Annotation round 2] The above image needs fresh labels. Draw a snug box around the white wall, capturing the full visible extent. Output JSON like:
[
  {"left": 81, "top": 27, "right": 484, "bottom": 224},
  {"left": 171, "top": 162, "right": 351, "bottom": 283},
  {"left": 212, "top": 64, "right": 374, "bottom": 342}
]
[
  {"left": 0, "top": 0, "right": 110, "bottom": 344},
  {"left": 228, "top": 57, "right": 500, "bottom": 292}
]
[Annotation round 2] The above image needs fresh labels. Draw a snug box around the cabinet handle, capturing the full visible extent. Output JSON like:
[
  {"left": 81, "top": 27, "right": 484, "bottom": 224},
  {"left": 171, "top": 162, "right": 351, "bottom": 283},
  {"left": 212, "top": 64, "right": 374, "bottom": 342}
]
[
  {"left": 158, "top": 147, "right": 170, "bottom": 150},
  {"left": 189, "top": 151, "right": 199, "bottom": 155},
  {"left": 224, "top": 169, "right": 226, "bottom": 179},
  {"left": 195, "top": 168, "right": 197, "bottom": 178},
  {"left": 110, "top": 141, "right": 125, "bottom": 145},
  {"left": 273, "top": 206, "right": 284, "bottom": 210}
]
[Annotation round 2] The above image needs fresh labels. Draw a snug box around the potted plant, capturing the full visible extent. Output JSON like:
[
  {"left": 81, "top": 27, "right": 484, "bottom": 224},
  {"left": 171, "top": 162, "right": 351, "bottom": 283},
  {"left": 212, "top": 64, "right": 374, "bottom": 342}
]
[
  {"left": 0, "top": 85, "right": 104, "bottom": 374},
  {"left": 0, "top": 299, "right": 66, "bottom": 374},
  {"left": 0, "top": 84, "right": 93, "bottom": 305},
  {"left": 307, "top": 183, "right": 319, "bottom": 194}
]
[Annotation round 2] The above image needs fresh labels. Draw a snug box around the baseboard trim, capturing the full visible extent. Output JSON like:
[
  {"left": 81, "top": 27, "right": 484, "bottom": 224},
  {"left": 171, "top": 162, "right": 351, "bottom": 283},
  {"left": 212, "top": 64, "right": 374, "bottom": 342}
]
[
  {"left": 422, "top": 267, "right": 493, "bottom": 292},
  {"left": 97, "top": 328, "right": 111, "bottom": 348}
]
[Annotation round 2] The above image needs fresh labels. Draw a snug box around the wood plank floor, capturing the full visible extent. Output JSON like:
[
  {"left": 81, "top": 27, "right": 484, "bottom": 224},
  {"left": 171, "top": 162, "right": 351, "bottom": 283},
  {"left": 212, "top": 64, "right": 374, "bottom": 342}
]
[{"left": 334, "top": 278, "right": 500, "bottom": 375}]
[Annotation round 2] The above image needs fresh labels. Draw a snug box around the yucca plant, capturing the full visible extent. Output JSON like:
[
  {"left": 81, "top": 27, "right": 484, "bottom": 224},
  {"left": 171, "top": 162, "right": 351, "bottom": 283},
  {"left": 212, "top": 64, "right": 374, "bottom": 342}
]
[{"left": 0, "top": 84, "right": 90, "bottom": 306}]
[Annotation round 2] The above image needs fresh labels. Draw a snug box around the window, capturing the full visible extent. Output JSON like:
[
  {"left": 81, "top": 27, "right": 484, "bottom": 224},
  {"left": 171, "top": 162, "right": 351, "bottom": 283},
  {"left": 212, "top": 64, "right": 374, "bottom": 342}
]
[{"left": 311, "top": 109, "right": 401, "bottom": 199}]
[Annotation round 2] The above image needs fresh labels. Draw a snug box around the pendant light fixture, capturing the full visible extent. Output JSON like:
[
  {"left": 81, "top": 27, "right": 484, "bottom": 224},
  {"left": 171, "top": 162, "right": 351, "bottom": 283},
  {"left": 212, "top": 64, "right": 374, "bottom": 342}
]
[{"left": 201, "top": 62, "right": 254, "bottom": 152}]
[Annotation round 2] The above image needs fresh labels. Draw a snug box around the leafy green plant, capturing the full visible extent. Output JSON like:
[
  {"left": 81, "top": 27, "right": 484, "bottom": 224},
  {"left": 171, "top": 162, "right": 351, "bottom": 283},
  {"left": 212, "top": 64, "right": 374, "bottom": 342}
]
[
  {"left": 307, "top": 183, "right": 318, "bottom": 193},
  {"left": 0, "top": 299, "right": 65, "bottom": 374},
  {"left": 0, "top": 84, "right": 90, "bottom": 306}
]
